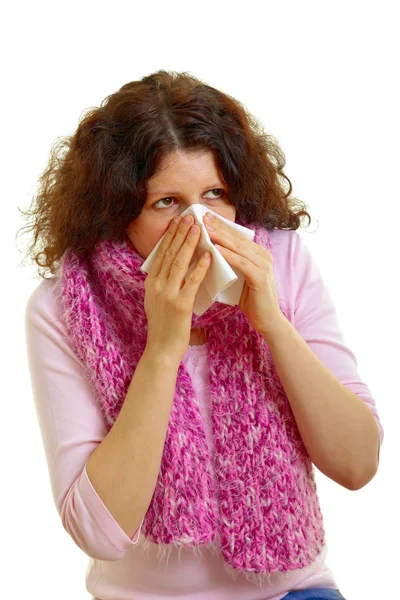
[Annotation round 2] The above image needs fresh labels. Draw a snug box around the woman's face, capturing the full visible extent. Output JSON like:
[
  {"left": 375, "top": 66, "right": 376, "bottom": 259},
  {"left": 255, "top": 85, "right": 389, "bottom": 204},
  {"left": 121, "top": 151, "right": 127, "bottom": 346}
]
[{"left": 126, "top": 149, "right": 236, "bottom": 259}]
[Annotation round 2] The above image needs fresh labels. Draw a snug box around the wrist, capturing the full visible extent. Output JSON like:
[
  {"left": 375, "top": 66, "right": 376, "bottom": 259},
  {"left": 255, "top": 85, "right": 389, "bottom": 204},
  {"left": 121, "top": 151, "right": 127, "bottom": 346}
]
[
  {"left": 259, "top": 313, "right": 291, "bottom": 344},
  {"left": 142, "top": 344, "right": 183, "bottom": 367}
]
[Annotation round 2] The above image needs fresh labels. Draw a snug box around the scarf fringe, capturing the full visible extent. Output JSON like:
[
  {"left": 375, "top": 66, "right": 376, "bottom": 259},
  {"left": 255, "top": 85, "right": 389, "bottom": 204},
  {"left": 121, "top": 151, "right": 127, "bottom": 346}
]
[{"left": 138, "top": 533, "right": 327, "bottom": 588}]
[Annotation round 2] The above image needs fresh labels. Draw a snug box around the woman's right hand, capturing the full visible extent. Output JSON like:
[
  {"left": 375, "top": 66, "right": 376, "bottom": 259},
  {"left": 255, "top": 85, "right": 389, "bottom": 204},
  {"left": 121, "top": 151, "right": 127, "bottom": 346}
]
[{"left": 143, "top": 215, "right": 212, "bottom": 361}]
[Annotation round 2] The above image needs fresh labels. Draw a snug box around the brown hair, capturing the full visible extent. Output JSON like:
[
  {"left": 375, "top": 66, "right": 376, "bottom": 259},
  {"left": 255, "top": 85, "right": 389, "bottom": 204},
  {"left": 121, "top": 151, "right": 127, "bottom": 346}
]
[{"left": 17, "top": 69, "right": 312, "bottom": 279}]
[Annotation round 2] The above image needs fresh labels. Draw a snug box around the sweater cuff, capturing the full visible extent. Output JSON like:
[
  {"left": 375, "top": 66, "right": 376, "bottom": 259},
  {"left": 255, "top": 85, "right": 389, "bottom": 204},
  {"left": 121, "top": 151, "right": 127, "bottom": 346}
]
[{"left": 81, "top": 462, "right": 143, "bottom": 549}]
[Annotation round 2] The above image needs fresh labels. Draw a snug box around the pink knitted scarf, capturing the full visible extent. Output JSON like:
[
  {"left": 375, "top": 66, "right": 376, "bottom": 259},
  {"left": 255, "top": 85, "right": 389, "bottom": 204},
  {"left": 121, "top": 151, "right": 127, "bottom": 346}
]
[{"left": 57, "top": 220, "right": 326, "bottom": 585}]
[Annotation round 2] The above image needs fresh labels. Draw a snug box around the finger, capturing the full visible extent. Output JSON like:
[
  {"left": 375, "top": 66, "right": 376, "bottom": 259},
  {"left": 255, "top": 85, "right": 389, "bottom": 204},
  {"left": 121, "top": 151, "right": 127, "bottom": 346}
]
[
  {"left": 148, "top": 215, "right": 193, "bottom": 279},
  {"left": 180, "top": 251, "right": 212, "bottom": 300},
  {"left": 211, "top": 232, "right": 266, "bottom": 268},
  {"left": 158, "top": 215, "right": 197, "bottom": 280},
  {"left": 209, "top": 227, "right": 256, "bottom": 259},
  {"left": 166, "top": 223, "right": 202, "bottom": 291},
  {"left": 215, "top": 245, "right": 264, "bottom": 289},
  {"left": 147, "top": 216, "right": 182, "bottom": 278},
  {"left": 204, "top": 214, "right": 263, "bottom": 260}
]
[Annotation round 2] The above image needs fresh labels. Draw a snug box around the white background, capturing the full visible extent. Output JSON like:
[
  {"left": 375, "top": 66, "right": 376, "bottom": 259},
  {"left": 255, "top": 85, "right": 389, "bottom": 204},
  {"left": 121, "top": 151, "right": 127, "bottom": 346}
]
[{"left": 3, "top": 1, "right": 398, "bottom": 599}]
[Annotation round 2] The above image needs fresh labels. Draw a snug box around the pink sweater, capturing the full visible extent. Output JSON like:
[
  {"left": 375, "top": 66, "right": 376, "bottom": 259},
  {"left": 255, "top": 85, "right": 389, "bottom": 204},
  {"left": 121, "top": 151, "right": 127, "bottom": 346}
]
[{"left": 25, "top": 229, "right": 384, "bottom": 600}]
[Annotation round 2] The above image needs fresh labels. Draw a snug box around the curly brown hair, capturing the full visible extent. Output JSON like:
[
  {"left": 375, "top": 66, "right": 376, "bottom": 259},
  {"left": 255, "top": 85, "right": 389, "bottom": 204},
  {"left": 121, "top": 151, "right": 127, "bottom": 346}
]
[{"left": 17, "top": 69, "right": 313, "bottom": 279}]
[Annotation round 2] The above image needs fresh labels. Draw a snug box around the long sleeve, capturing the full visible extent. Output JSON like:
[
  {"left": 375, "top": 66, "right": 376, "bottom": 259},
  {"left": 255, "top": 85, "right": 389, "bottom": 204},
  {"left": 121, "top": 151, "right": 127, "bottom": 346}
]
[
  {"left": 24, "top": 278, "right": 144, "bottom": 561},
  {"left": 272, "top": 229, "right": 384, "bottom": 448}
]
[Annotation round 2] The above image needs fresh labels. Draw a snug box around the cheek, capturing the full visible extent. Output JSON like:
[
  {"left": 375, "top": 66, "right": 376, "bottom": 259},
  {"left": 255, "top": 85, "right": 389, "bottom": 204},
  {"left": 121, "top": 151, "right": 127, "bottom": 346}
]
[
  {"left": 217, "top": 205, "right": 236, "bottom": 223},
  {"left": 133, "top": 221, "right": 172, "bottom": 258}
]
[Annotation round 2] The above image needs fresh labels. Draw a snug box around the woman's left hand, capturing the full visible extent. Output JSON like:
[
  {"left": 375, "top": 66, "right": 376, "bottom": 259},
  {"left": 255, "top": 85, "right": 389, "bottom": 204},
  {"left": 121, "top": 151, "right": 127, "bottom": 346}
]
[{"left": 203, "top": 212, "right": 285, "bottom": 336}]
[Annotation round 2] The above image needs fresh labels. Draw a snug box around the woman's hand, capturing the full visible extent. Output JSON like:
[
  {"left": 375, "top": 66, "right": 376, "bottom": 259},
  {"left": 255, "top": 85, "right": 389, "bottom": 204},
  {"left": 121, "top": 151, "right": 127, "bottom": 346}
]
[
  {"left": 203, "top": 212, "right": 285, "bottom": 336},
  {"left": 142, "top": 215, "right": 212, "bottom": 360}
]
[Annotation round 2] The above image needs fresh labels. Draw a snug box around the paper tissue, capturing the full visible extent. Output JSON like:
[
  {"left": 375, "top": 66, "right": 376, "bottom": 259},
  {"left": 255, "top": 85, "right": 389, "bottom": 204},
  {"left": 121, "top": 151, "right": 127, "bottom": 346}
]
[{"left": 140, "top": 204, "right": 255, "bottom": 316}]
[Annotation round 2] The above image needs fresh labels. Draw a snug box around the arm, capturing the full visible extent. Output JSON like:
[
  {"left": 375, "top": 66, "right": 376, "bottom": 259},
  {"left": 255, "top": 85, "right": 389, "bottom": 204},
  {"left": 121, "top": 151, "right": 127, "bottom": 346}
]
[
  {"left": 261, "top": 232, "right": 384, "bottom": 491},
  {"left": 86, "top": 348, "right": 180, "bottom": 541},
  {"left": 25, "top": 280, "right": 179, "bottom": 561},
  {"left": 262, "top": 316, "right": 380, "bottom": 490}
]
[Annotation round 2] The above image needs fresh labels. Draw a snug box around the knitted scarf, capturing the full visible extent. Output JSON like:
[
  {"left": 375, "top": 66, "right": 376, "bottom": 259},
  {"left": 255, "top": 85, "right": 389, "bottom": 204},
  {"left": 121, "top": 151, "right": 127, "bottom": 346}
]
[{"left": 56, "top": 220, "right": 326, "bottom": 586}]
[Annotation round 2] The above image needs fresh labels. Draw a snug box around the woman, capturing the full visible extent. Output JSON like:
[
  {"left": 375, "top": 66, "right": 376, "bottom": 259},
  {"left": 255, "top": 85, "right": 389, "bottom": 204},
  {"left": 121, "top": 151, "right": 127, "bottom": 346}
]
[{"left": 22, "top": 69, "right": 383, "bottom": 599}]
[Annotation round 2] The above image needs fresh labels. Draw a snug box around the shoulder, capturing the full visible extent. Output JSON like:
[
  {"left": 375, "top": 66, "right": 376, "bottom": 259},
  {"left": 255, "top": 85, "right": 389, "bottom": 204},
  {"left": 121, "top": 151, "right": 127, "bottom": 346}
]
[
  {"left": 267, "top": 228, "right": 307, "bottom": 258},
  {"left": 263, "top": 229, "right": 317, "bottom": 316},
  {"left": 265, "top": 227, "right": 307, "bottom": 267},
  {"left": 267, "top": 228, "right": 318, "bottom": 276},
  {"left": 24, "top": 276, "right": 77, "bottom": 360},
  {"left": 25, "top": 276, "right": 64, "bottom": 326}
]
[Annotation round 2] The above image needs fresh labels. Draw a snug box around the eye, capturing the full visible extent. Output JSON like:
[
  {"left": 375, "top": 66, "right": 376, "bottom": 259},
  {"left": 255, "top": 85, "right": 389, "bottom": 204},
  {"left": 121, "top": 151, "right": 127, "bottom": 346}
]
[
  {"left": 153, "top": 188, "right": 226, "bottom": 210},
  {"left": 153, "top": 197, "right": 176, "bottom": 209},
  {"left": 205, "top": 188, "right": 225, "bottom": 199}
]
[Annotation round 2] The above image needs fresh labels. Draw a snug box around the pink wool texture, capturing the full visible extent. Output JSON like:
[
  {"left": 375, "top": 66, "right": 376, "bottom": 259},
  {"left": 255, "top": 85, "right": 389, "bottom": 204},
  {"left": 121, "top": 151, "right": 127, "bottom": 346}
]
[{"left": 57, "top": 220, "right": 326, "bottom": 584}]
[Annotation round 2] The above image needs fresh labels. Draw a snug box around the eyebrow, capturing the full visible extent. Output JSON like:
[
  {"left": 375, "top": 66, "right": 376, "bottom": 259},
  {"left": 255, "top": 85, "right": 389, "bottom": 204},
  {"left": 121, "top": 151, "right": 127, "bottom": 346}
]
[{"left": 148, "top": 183, "right": 226, "bottom": 196}]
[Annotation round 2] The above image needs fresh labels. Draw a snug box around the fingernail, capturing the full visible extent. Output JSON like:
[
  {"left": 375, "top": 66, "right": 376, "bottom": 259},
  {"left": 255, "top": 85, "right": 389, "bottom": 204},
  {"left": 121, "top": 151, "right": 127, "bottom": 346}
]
[{"left": 183, "top": 215, "right": 192, "bottom": 224}]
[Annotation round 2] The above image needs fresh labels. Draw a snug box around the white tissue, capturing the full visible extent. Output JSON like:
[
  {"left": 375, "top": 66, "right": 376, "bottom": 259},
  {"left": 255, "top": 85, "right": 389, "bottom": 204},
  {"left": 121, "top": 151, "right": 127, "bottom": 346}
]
[{"left": 140, "top": 204, "right": 255, "bottom": 316}]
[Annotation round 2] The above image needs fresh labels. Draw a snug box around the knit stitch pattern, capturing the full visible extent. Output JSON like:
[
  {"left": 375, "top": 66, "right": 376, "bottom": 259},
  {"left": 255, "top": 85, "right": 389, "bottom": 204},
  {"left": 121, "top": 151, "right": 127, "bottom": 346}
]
[{"left": 56, "top": 221, "right": 326, "bottom": 587}]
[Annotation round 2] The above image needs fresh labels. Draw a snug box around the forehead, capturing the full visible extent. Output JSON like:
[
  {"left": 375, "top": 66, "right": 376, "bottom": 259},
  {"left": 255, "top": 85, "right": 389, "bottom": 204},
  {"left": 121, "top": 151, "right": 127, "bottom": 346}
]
[{"left": 149, "top": 150, "right": 225, "bottom": 185}]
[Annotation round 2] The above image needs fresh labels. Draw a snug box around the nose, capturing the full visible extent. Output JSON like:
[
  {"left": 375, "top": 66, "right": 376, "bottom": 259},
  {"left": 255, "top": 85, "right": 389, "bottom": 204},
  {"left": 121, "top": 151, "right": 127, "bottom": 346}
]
[
  {"left": 183, "top": 197, "right": 204, "bottom": 209},
  {"left": 180, "top": 198, "right": 208, "bottom": 210}
]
